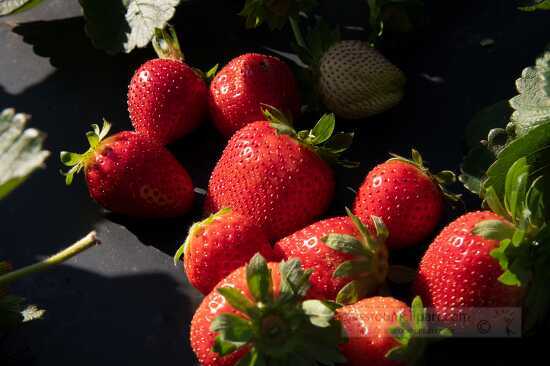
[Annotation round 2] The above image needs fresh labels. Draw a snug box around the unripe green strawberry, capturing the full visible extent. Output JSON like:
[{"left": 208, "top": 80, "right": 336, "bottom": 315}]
[{"left": 318, "top": 40, "right": 405, "bottom": 119}]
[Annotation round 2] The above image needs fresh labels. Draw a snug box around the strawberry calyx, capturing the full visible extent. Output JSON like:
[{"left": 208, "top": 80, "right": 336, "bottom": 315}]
[
  {"left": 389, "top": 149, "right": 462, "bottom": 202},
  {"left": 152, "top": 25, "right": 184, "bottom": 61},
  {"left": 262, "top": 105, "right": 359, "bottom": 167},
  {"left": 60, "top": 120, "right": 111, "bottom": 186},
  {"left": 211, "top": 254, "right": 346, "bottom": 365},
  {"left": 173, "top": 207, "right": 233, "bottom": 265},
  {"left": 385, "top": 296, "right": 452, "bottom": 364},
  {"left": 474, "top": 157, "right": 547, "bottom": 287},
  {"left": 322, "top": 208, "right": 389, "bottom": 304}
]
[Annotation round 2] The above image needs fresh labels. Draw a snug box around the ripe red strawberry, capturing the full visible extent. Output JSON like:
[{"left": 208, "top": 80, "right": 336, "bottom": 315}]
[
  {"left": 205, "top": 108, "right": 355, "bottom": 241},
  {"left": 61, "top": 121, "right": 194, "bottom": 218},
  {"left": 190, "top": 254, "right": 345, "bottom": 366},
  {"left": 274, "top": 209, "right": 389, "bottom": 303},
  {"left": 318, "top": 40, "right": 405, "bottom": 119},
  {"left": 128, "top": 26, "right": 208, "bottom": 144},
  {"left": 174, "top": 208, "right": 274, "bottom": 295},
  {"left": 353, "top": 149, "right": 460, "bottom": 249},
  {"left": 209, "top": 53, "right": 300, "bottom": 137},
  {"left": 336, "top": 296, "right": 449, "bottom": 366},
  {"left": 414, "top": 211, "right": 524, "bottom": 319}
]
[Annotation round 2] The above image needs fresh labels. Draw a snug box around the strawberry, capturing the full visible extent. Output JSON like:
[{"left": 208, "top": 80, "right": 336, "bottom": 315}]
[
  {"left": 318, "top": 40, "right": 405, "bottom": 119},
  {"left": 274, "top": 209, "right": 390, "bottom": 304},
  {"left": 208, "top": 53, "right": 300, "bottom": 137},
  {"left": 416, "top": 157, "right": 549, "bottom": 330},
  {"left": 353, "top": 149, "right": 460, "bottom": 249},
  {"left": 174, "top": 208, "right": 274, "bottom": 295},
  {"left": 127, "top": 26, "right": 208, "bottom": 144},
  {"left": 205, "top": 107, "right": 355, "bottom": 241},
  {"left": 61, "top": 121, "right": 194, "bottom": 218},
  {"left": 190, "top": 254, "right": 346, "bottom": 366},
  {"left": 336, "top": 296, "right": 450, "bottom": 366}
]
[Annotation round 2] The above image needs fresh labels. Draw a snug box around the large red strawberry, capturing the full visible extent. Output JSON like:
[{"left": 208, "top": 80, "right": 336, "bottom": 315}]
[
  {"left": 274, "top": 209, "right": 389, "bottom": 304},
  {"left": 209, "top": 53, "right": 300, "bottom": 137},
  {"left": 336, "top": 296, "right": 450, "bottom": 366},
  {"left": 128, "top": 26, "right": 208, "bottom": 144},
  {"left": 353, "top": 149, "right": 460, "bottom": 249},
  {"left": 414, "top": 211, "right": 524, "bottom": 321},
  {"left": 61, "top": 121, "right": 194, "bottom": 218},
  {"left": 190, "top": 254, "right": 346, "bottom": 366},
  {"left": 205, "top": 108, "right": 355, "bottom": 241},
  {"left": 416, "top": 157, "right": 548, "bottom": 330},
  {"left": 174, "top": 207, "right": 274, "bottom": 295}
]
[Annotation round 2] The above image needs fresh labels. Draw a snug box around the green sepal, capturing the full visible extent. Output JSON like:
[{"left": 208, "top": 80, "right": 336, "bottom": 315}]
[
  {"left": 335, "top": 280, "right": 367, "bottom": 305},
  {"left": 322, "top": 234, "right": 370, "bottom": 256},
  {"left": 473, "top": 219, "right": 516, "bottom": 241},
  {"left": 211, "top": 313, "right": 254, "bottom": 346},
  {"left": 174, "top": 207, "right": 232, "bottom": 265},
  {"left": 60, "top": 119, "right": 111, "bottom": 186},
  {"left": 262, "top": 104, "right": 293, "bottom": 128},
  {"left": 305, "top": 113, "right": 335, "bottom": 145},
  {"left": 213, "top": 336, "right": 240, "bottom": 357},
  {"left": 152, "top": 24, "right": 184, "bottom": 60},
  {"left": 483, "top": 186, "right": 511, "bottom": 220},
  {"left": 333, "top": 259, "right": 372, "bottom": 278},
  {"left": 384, "top": 296, "right": 451, "bottom": 364},
  {"left": 218, "top": 287, "right": 258, "bottom": 318},
  {"left": 246, "top": 254, "right": 274, "bottom": 304},
  {"left": 278, "top": 258, "right": 312, "bottom": 303},
  {"left": 205, "top": 64, "right": 219, "bottom": 81}
]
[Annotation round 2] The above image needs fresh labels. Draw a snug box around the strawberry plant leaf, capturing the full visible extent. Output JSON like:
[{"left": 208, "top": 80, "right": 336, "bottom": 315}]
[
  {"left": 0, "top": 108, "right": 49, "bottom": 200},
  {"left": 519, "top": 0, "right": 550, "bottom": 11},
  {"left": 509, "top": 51, "right": 550, "bottom": 137},
  {"left": 79, "top": 0, "right": 181, "bottom": 54},
  {"left": 0, "top": 0, "right": 44, "bottom": 16}
]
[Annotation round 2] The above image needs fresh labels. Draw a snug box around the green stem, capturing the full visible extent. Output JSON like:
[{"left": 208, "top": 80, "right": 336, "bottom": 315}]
[
  {"left": 289, "top": 16, "right": 306, "bottom": 49},
  {"left": 0, "top": 231, "right": 98, "bottom": 287}
]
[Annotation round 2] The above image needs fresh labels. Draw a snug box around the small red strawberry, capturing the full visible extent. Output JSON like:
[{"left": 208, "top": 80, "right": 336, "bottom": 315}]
[
  {"left": 274, "top": 209, "right": 389, "bottom": 304},
  {"left": 190, "top": 254, "right": 346, "bottom": 366},
  {"left": 416, "top": 157, "right": 547, "bottom": 330},
  {"left": 128, "top": 26, "right": 208, "bottom": 144},
  {"left": 205, "top": 107, "right": 355, "bottom": 241},
  {"left": 336, "top": 296, "right": 450, "bottom": 366},
  {"left": 174, "top": 207, "right": 274, "bottom": 295},
  {"left": 209, "top": 53, "right": 300, "bottom": 137},
  {"left": 353, "top": 149, "right": 460, "bottom": 249},
  {"left": 61, "top": 121, "right": 194, "bottom": 218}
]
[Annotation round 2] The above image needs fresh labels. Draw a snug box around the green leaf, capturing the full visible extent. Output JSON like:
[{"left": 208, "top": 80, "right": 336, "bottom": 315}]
[
  {"left": 322, "top": 234, "right": 368, "bottom": 256},
  {"left": 205, "top": 64, "right": 219, "bottom": 80},
  {"left": 519, "top": 1, "right": 550, "bottom": 12},
  {"left": 60, "top": 152, "right": 82, "bottom": 167},
  {"left": 308, "top": 114, "right": 335, "bottom": 145},
  {"left": 498, "top": 270, "right": 522, "bottom": 286},
  {"left": 526, "top": 176, "right": 545, "bottom": 226},
  {"left": 484, "top": 121, "right": 550, "bottom": 212},
  {"left": 473, "top": 220, "right": 516, "bottom": 241},
  {"left": 509, "top": 51, "right": 550, "bottom": 136},
  {"left": 483, "top": 186, "right": 510, "bottom": 219},
  {"left": 217, "top": 287, "right": 257, "bottom": 317},
  {"left": 302, "top": 300, "right": 335, "bottom": 328},
  {"left": 490, "top": 238, "right": 512, "bottom": 270},
  {"left": 503, "top": 157, "right": 529, "bottom": 220},
  {"left": 333, "top": 259, "right": 372, "bottom": 278},
  {"left": 321, "top": 132, "right": 355, "bottom": 154},
  {"left": 345, "top": 208, "right": 373, "bottom": 250},
  {"left": 262, "top": 104, "right": 293, "bottom": 127},
  {"left": 211, "top": 314, "right": 253, "bottom": 345},
  {"left": 0, "top": 0, "right": 44, "bottom": 16},
  {"left": 80, "top": 0, "right": 181, "bottom": 54},
  {"left": 0, "top": 108, "right": 49, "bottom": 200},
  {"left": 410, "top": 296, "right": 425, "bottom": 332},
  {"left": 246, "top": 254, "right": 273, "bottom": 304}
]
